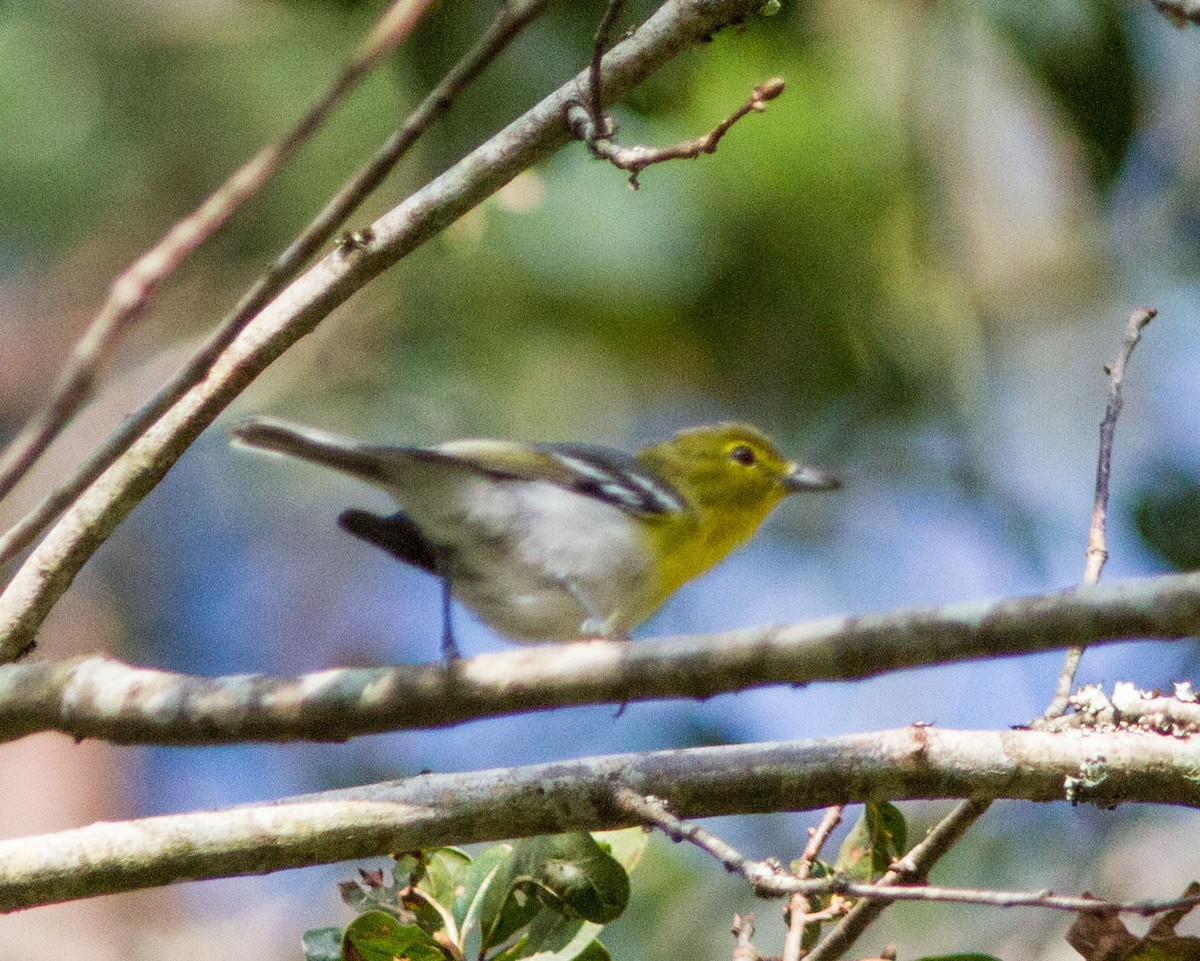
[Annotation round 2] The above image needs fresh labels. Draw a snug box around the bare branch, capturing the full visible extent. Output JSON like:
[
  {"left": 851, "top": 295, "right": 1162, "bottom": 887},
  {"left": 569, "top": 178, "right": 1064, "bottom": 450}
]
[
  {"left": 0, "top": 0, "right": 437, "bottom": 505},
  {"left": 568, "top": 79, "right": 786, "bottom": 188},
  {"left": 590, "top": 0, "right": 629, "bottom": 127},
  {"left": 0, "top": 0, "right": 774, "bottom": 662},
  {"left": 833, "top": 885, "right": 1200, "bottom": 915},
  {"left": 4, "top": 571, "right": 1200, "bottom": 744},
  {"left": 614, "top": 788, "right": 1200, "bottom": 916},
  {"left": 615, "top": 788, "right": 789, "bottom": 892},
  {"left": 3, "top": 727, "right": 1200, "bottom": 912},
  {"left": 732, "top": 913, "right": 764, "bottom": 961},
  {"left": 1045, "top": 306, "right": 1156, "bottom": 719},
  {"left": 0, "top": 0, "right": 557, "bottom": 573}
]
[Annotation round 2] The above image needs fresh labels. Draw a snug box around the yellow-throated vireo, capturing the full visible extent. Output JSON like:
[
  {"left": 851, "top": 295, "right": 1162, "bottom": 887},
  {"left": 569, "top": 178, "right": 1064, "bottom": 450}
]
[{"left": 232, "top": 419, "right": 839, "bottom": 658}]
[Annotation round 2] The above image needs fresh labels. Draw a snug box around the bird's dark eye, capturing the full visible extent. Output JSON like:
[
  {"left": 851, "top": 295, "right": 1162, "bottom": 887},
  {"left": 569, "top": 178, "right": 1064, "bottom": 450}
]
[{"left": 729, "top": 444, "right": 757, "bottom": 466}]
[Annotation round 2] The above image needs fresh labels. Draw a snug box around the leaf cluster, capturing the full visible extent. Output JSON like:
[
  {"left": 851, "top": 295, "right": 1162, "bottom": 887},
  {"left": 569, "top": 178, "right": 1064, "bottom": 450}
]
[{"left": 302, "top": 829, "right": 648, "bottom": 961}]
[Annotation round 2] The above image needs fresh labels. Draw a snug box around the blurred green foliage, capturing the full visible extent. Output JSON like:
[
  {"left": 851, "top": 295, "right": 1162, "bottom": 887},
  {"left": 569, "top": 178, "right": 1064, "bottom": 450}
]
[
  {"left": 1132, "top": 465, "right": 1200, "bottom": 571},
  {"left": 0, "top": 0, "right": 1147, "bottom": 448}
]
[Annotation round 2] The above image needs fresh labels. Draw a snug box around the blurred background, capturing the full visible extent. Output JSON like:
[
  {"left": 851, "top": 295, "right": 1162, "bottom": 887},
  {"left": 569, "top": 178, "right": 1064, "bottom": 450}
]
[{"left": 2, "top": 0, "right": 1200, "bottom": 957}]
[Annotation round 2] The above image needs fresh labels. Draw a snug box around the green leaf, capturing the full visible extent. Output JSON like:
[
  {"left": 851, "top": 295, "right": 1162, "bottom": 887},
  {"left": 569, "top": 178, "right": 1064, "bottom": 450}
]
[
  {"left": 835, "top": 802, "right": 908, "bottom": 882},
  {"left": 480, "top": 877, "right": 541, "bottom": 954},
  {"left": 495, "top": 911, "right": 589, "bottom": 960},
  {"left": 453, "top": 832, "right": 637, "bottom": 957},
  {"left": 301, "top": 926, "right": 344, "bottom": 961},
  {"left": 563, "top": 938, "right": 612, "bottom": 961},
  {"left": 520, "top": 834, "right": 630, "bottom": 924},
  {"left": 405, "top": 847, "right": 474, "bottom": 939},
  {"left": 591, "top": 827, "right": 649, "bottom": 874},
  {"left": 873, "top": 800, "right": 908, "bottom": 857},
  {"left": 493, "top": 920, "right": 610, "bottom": 961},
  {"left": 456, "top": 843, "right": 516, "bottom": 929},
  {"left": 342, "top": 911, "right": 444, "bottom": 961},
  {"left": 455, "top": 842, "right": 539, "bottom": 955},
  {"left": 418, "top": 847, "right": 472, "bottom": 908}
]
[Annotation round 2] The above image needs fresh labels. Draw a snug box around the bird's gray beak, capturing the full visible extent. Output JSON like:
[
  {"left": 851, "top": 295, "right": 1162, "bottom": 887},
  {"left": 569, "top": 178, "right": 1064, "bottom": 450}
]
[{"left": 783, "top": 463, "right": 841, "bottom": 493}]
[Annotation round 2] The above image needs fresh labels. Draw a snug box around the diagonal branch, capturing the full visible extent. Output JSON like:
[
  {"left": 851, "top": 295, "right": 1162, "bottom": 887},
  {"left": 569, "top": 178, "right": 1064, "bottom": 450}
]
[
  {"left": 0, "top": 0, "right": 557, "bottom": 572},
  {"left": 2, "top": 726, "right": 1199, "bottom": 913},
  {"left": 0, "top": 0, "right": 774, "bottom": 663},
  {"left": 3, "top": 570, "right": 1200, "bottom": 745},
  {"left": 0, "top": 0, "right": 437, "bottom": 506}
]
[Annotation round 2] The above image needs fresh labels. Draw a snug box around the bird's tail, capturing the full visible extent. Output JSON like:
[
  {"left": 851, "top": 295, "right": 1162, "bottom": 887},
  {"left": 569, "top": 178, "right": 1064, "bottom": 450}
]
[{"left": 230, "top": 417, "right": 397, "bottom": 486}]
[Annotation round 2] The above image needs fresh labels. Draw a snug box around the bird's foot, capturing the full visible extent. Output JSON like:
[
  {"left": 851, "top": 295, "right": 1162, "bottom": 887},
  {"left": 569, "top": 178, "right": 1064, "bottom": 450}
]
[{"left": 579, "top": 616, "right": 630, "bottom": 641}]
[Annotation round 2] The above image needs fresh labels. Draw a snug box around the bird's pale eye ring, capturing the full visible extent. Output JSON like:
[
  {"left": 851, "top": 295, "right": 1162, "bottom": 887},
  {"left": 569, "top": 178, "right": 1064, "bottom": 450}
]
[{"left": 729, "top": 444, "right": 757, "bottom": 466}]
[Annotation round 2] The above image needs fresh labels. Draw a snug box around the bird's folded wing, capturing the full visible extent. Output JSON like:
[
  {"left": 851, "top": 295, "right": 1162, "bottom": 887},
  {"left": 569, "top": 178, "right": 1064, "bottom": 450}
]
[{"left": 430, "top": 440, "right": 686, "bottom": 517}]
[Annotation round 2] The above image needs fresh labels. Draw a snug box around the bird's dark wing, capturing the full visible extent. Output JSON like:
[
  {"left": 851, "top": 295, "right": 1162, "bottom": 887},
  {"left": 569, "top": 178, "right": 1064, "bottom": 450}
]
[{"left": 337, "top": 508, "right": 439, "bottom": 574}]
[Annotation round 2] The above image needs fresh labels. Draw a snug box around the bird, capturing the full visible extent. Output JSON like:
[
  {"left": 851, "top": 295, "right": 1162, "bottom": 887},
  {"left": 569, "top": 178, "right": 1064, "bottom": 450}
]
[{"left": 231, "top": 418, "right": 839, "bottom": 659}]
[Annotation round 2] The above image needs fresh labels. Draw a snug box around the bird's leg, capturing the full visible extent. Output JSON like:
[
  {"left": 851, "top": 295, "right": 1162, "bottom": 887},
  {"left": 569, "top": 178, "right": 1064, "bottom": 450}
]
[
  {"left": 434, "top": 553, "right": 461, "bottom": 662},
  {"left": 559, "top": 579, "right": 624, "bottom": 640}
]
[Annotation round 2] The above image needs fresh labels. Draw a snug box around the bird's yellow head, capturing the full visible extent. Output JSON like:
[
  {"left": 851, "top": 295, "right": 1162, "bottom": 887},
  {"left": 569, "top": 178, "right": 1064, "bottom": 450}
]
[{"left": 636, "top": 422, "right": 839, "bottom": 581}]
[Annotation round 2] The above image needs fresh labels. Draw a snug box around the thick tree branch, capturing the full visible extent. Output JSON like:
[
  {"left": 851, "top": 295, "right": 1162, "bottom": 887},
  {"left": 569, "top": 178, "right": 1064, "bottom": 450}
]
[
  {"left": 0, "top": 0, "right": 773, "bottom": 663},
  {"left": 1, "top": 571, "right": 1199, "bottom": 744},
  {"left": 1, "top": 727, "right": 1198, "bottom": 913}
]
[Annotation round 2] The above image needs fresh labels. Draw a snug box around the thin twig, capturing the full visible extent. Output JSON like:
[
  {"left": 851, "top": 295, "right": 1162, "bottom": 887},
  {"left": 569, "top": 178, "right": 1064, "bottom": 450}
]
[
  {"left": 614, "top": 790, "right": 1200, "bottom": 918},
  {"left": 783, "top": 806, "right": 844, "bottom": 961},
  {"left": 0, "top": 0, "right": 556, "bottom": 574},
  {"left": 567, "top": 78, "right": 785, "bottom": 187},
  {"left": 1044, "top": 306, "right": 1156, "bottom": 720},
  {"left": 825, "top": 886, "right": 1200, "bottom": 915},
  {"left": 0, "top": 0, "right": 436, "bottom": 507},
  {"left": 800, "top": 808, "right": 845, "bottom": 875},
  {"left": 732, "top": 913, "right": 765, "bottom": 961},
  {"left": 614, "top": 789, "right": 787, "bottom": 890},
  {"left": 590, "top": 0, "right": 629, "bottom": 128},
  {"left": 576, "top": 0, "right": 782, "bottom": 188}
]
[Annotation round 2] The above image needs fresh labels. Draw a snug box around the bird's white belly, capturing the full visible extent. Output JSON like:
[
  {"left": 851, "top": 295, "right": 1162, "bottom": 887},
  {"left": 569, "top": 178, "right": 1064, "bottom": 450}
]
[{"left": 403, "top": 479, "right": 655, "bottom": 641}]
